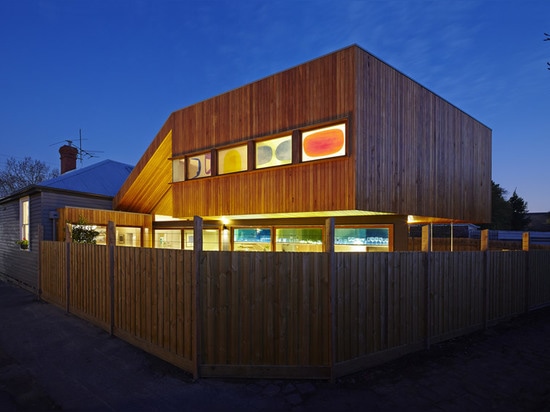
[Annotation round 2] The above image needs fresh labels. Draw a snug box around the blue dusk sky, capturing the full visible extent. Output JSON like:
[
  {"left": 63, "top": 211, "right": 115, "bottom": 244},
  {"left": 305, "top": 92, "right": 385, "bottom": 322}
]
[{"left": 1, "top": 1, "right": 549, "bottom": 212}]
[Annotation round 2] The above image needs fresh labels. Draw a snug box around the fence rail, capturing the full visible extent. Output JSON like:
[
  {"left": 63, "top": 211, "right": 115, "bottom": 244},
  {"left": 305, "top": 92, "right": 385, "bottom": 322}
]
[{"left": 39, "top": 241, "right": 550, "bottom": 380}]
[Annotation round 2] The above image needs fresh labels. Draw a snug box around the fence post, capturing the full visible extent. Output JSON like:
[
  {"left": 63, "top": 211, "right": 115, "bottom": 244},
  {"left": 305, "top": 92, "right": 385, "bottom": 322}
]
[
  {"left": 108, "top": 221, "right": 116, "bottom": 336},
  {"left": 325, "top": 218, "right": 336, "bottom": 382},
  {"left": 482, "top": 249, "right": 489, "bottom": 329},
  {"left": 37, "top": 224, "right": 43, "bottom": 301},
  {"left": 423, "top": 244, "right": 432, "bottom": 350},
  {"left": 65, "top": 223, "right": 71, "bottom": 314},
  {"left": 523, "top": 232, "right": 530, "bottom": 314},
  {"left": 192, "top": 216, "right": 203, "bottom": 381},
  {"left": 480, "top": 229, "right": 490, "bottom": 328},
  {"left": 522, "top": 232, "right": 530, "bottom": 251},
  {"left": 480, "top": 229, "right": 489, "bottom": 252}
]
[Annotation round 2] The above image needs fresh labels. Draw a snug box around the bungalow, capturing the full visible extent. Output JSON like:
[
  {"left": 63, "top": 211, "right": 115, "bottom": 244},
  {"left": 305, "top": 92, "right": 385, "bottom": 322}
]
[
  {"left": 98, "top": 44, "right": 491, "bottom": 253},
  {"left": 0, "top": 147, "right": 135, "bottom": 290}
]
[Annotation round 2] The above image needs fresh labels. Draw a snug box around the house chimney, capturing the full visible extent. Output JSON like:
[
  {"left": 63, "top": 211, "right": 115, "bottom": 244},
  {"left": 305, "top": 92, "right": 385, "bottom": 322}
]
[{"left": 59, "top": 145, "right": 78, "bottom": 174}]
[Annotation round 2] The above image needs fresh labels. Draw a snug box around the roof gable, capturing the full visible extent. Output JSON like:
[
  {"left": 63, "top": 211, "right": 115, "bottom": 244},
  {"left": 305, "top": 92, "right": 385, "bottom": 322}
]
[{"left": 39, "top": 159, "right": 134, "bottom": 197}]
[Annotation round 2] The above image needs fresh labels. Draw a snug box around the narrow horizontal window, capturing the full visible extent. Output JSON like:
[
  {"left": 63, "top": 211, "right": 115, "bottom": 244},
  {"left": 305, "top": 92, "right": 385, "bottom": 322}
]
[
  {"left": 187, "top": 153, "right": 212, "bottom": 179},
  {"left": 255, "top": 135, "right": 292, "bottom": 169},
  {"left": 335, "top": 227, "right": 390, "bottom": 252},
  {"left": 233, "top": 228, "right": 271, "bottom": 252},
  {"left": 302, "top": 123, "right": 346, "bottom": 162},
  {"left": 275, "top": 228, "right": 323, "bottom": 252},
  {"left": 218, "top": 145, "right": 248, "bottom": 174}
]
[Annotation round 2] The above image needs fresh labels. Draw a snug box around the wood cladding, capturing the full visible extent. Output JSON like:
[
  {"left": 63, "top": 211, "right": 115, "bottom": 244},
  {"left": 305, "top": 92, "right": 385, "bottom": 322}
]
[
  {"left": 170, "top": 48, "right": 356, "bottom": 218},
  {"left": 57, "top": 206, "right": 153, "bottom": 242},
  {"left": 115, "top": 45, "right": 491, "bottom": 222},
  {"left": 355, "top": 50, "right": 491, "bottom": 222},
  {"left": 114, "top": 124, "right": 174, "bottom": 213}
]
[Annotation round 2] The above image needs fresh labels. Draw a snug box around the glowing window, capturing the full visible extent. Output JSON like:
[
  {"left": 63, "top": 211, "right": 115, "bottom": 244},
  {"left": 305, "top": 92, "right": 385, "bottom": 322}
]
[
  {"left": 335, "top": 227, "right": 390, "bottom": 252},
  {"left": 275, "top": 228, "right": 323, "bottom": 252},
  {"left": 116, "top": 227, "right": 141, "bottom": 247},
  {"left": 233, "top": 228, "right": 271, "bottom": 252},
  {"left": 302, "top": 123, "right": 346, "bottom": 162},
  {"left": 218, "top": 145, "right": 247, "bottom": 174},
  {"left": 184, "top": 229, "right": 220, "bottom": 251},
  {"left": 155, "top": 229, "right": 182, "bottom": 249},
  {"left": 172, "top": 159, "right": 185, "bottom": 182},
  {"left": 20, "top": 197, "right": 30, "bottom": 247},
  {"left": 256, "top": 135, "right": 292, "bottom": 169},
  {"left": 187, "top": 152, "right": 212, "bottom": 179}
]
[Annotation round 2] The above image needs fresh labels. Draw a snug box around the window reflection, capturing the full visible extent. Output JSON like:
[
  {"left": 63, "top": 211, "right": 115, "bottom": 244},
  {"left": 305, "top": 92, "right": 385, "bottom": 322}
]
[
  {"left": 234, "top": 228, "right": 271, "bottom": 251},
  {"left": 276, "top": 228, "right": 323, "bottom": 252},
  {"left": 335, "top": 227, "right": 390, "bottom": 252}
]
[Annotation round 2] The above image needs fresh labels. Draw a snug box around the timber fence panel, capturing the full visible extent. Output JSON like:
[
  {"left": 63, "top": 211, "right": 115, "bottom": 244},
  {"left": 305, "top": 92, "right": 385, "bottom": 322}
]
[
  {"left": 68, "top": 243, "right": 110, "bottom": 330},
  {"left": 39, "top": 241, "right": 67, "bottom": 307},
  {"left": 386, "top": 252, "right": 425, "bottom": 349},
  {"left": 199, "top": 251, "right": 331, "bottom": 379},
  {"left": 113, "top": 247, "right": 195, "bottom": 373},
  {"left": 428, "top": 252, "right": 484, "bottom": 344},
  {"left": 332, "top": 252, "right": 426, "bottom": 377},
  {"left": 486, "top": 251, "right": 526, "bottom": 324},
  {"left": 528, "top": 250, "right": 550, "bottom": 309}
]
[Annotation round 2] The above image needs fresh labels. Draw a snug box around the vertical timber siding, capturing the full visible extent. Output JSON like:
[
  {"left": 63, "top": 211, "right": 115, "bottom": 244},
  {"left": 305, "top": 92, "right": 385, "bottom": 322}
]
[
  {"left": 171, "top": 48, "right": 357, "bottom": 218},
  {"left": 355, "top": 49, "right": 491, "bottom": 221}
]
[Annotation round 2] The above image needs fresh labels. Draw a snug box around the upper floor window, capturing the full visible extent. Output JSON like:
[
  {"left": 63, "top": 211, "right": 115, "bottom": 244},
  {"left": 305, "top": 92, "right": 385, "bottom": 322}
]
[
  {"left": 301, "top": 123, "right": 346, "bottom": 162},
  {"left": 256, "top": 135, "right": 292, "bottom": 169},
  {"left": 172, "top": 159, "right": 185, "bottom": 182},
  {"left": 218, "top": 144, "right": 248, "bottom": 174},
  {"left": 171, "top": 121, "right": 347, "bottom": 183},
  {"left": 187, "top": 152, "right": 212, "bottom": 179}
]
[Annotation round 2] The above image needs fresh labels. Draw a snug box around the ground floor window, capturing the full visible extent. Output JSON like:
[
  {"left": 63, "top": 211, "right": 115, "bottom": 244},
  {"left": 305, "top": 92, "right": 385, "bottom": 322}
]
[
  {"left": 233, "top": 228, "right": 271, "bottom": 251},
  {"left": 275, "top": 228, "right": 323, "bottom": 252},
  {"left": 154, "top": 229, "right": 220, "bottom": 250},
  {"left": 77, "top": 225, "right": 141, "bottom": 246},
  {"left": 155, "top": 229, "right": 182, "bottom": 249},
  {"left": 335, "top": 226, "right": 391, "bottom": 252},
  {"left": 153, "top": 223, "right": 393, "bottom": 252},
  {"left": 184, "top": 229, "right": 220, "bottom": 251},
  {"left": 116, "top": 227, "right": 141, "bottom": 247}
]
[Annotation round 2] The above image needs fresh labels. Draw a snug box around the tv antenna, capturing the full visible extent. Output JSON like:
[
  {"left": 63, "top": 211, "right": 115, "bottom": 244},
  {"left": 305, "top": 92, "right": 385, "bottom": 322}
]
[{"left": 50, "top": 129, "right": 103, "bottom": 166}]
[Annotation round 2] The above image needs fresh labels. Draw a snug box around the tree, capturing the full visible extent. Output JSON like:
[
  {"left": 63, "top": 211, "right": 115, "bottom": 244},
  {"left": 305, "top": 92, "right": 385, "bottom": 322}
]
[
  {"left": 483, "top": 182, "right": 531, "bottom": 231},
  {"left": 487, "top": 181, "right": 512, "bottom": 230},
  {"left": 0, "top": 156, "right": 59, "bottom": 197},
  {"left": 509, "top": 189, "right": 531, "bottom": 230},
  {"left": 545, "top": 32, "right": 550, "bottom": 70},
  {"left": 71, "top": 216, "right": 100, "bottom": 244}
]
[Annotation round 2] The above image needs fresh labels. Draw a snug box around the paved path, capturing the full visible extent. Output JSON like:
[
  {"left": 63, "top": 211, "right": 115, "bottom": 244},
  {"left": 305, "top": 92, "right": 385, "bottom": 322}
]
[{"left": 1, "top": 278, "right": 549, "bottom": 411}]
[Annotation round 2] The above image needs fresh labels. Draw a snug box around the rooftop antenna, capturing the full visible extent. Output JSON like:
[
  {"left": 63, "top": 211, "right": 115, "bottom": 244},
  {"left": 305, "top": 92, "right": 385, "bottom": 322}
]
[
  {"left": 50, "top": 129, "right": 104, "bottom": 167},
  {"left": 76, "top": 129, "right": 103, "bottom": 166}
]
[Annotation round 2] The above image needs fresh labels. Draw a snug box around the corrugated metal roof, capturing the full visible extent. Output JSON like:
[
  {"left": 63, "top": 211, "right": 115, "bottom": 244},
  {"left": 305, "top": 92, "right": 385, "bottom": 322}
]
[{"left": 39, "top": 160, "right": 134, "bottom": 197}]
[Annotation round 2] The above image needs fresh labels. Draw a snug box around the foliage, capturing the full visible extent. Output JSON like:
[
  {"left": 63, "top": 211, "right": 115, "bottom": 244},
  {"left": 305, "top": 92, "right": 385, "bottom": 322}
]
[
  {"left": 509, "top": 190, "right": 531, "bottom": 230},
  {"left": 15, "top": 238, "right": 29, "bottom": 249},
  {"left": 546, "top": 32, "right": 550, "bottom": 70},
  {"left": 71, "top": 216, "right": 99, "bottom": 244},
  {"left": 484, "top": 181, "right": 530, "bottom": 231},
  {"left": 487, "top": 181, "right": 512, "bottom": 230},
  {"left": 0, "top": 156, "right": 59, "bottom": 197}
]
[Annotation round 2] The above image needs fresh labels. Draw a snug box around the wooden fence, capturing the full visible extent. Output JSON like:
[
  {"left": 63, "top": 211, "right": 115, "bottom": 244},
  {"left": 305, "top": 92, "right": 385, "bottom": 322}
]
[{"left": 39, "top": 241, "right": 550, "bottom": 380}]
